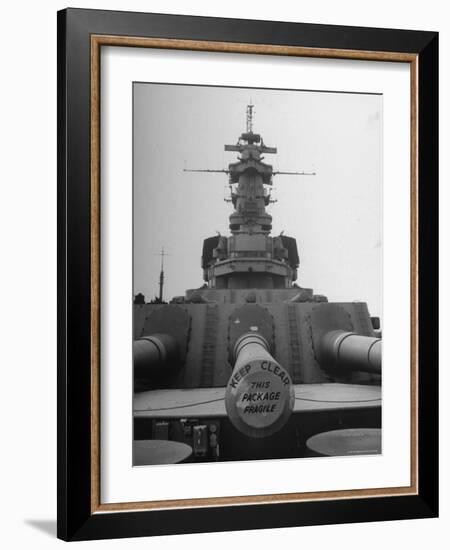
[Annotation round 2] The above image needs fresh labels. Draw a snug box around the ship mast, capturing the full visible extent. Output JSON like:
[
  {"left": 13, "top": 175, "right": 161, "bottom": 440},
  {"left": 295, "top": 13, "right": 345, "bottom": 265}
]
[{"left": 154, "top": 247, "right": 168, "bottom": 302}]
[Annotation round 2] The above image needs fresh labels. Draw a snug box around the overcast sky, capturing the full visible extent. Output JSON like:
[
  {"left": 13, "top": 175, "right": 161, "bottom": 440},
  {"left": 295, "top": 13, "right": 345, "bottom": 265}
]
[{"left": 133, "top": 83, "right": 382, "bottom": 317}]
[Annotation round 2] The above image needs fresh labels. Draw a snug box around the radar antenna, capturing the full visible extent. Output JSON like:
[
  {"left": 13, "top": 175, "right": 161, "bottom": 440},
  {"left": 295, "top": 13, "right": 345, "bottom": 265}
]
[{"left": 183, "top": 104, "right": 316, "bottom": 210}]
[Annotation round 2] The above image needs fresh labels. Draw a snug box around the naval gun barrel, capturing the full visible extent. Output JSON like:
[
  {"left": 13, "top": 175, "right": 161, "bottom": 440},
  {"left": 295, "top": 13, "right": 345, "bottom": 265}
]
[
  {"left": 133, "top": 333, "right": 180, "bottom": 379},
  {"left": 320, "top": 330, "right": 381, "bottom": 374},
  {"left": 225, "top": 332, "right": 295, "bottom": 438}
]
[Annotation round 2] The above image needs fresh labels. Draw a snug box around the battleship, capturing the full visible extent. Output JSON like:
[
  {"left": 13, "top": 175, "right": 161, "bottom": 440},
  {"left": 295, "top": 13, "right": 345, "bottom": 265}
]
[{"left": 133, "top": 105, "right": 381, "bottom": 465}]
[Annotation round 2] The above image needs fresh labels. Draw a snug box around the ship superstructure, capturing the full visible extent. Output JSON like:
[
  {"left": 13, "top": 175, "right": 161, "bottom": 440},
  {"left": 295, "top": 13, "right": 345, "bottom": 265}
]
[{"left": 188, "top": 103, "right": 315, "bottom": 297}]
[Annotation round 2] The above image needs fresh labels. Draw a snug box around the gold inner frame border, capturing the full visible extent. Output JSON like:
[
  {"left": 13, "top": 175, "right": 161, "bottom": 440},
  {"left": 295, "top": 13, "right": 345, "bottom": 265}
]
[{"left": 89, "top": 35, "right": 419, "bottom": 514}]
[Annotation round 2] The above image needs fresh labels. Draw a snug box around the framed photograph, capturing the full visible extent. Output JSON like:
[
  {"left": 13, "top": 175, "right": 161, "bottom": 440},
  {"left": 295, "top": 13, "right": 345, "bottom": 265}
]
[{"left": 57, "top": 8, "right": 438, "bottom": 541}]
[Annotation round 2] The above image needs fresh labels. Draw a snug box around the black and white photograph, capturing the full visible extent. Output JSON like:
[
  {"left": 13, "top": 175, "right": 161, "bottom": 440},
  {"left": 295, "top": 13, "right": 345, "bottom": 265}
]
[{"left": 132, "top": 83, "right": 382, "bottom": 466}]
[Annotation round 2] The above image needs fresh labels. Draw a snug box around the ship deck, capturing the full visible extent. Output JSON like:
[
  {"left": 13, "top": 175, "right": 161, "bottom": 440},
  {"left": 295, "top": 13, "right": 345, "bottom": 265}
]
[{"left": 134, "top": 383, "right": 381, "bottom": 418}]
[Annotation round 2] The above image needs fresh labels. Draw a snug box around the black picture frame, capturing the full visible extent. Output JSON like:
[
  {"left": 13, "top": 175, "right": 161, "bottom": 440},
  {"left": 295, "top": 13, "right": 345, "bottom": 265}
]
[{"left": 57, "top": 7, "right": 438, "bottom": 541}]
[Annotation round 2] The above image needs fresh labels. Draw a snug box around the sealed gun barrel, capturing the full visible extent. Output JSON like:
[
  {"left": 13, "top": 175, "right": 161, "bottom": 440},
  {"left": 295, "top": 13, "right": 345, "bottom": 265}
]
[
  {"left": 225, "top": 332, "right": 295, "bottom": 438},
  {"left": 320, "top": 330, "right": 381, "bottom": 374},
  {"left": 133, "top": 333, "right": 180, "bottom": 379}
]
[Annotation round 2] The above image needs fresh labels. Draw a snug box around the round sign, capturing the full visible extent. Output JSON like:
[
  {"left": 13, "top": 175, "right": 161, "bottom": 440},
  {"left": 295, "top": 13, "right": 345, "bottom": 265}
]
[{"left": 225, "top": 357, "right": 295, "bottom": 438}]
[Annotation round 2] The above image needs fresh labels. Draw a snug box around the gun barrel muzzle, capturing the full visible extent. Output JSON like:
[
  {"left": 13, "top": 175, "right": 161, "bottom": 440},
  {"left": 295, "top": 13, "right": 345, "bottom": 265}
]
[
  {"left": 133, "top": 333, "right": 180, "bottom": 379},
  {"left": 320, "top": 330, "right": 381, "bottom": 374},
  {"left": 225, "top": 332, "right": 295, "bottom": 438}
]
